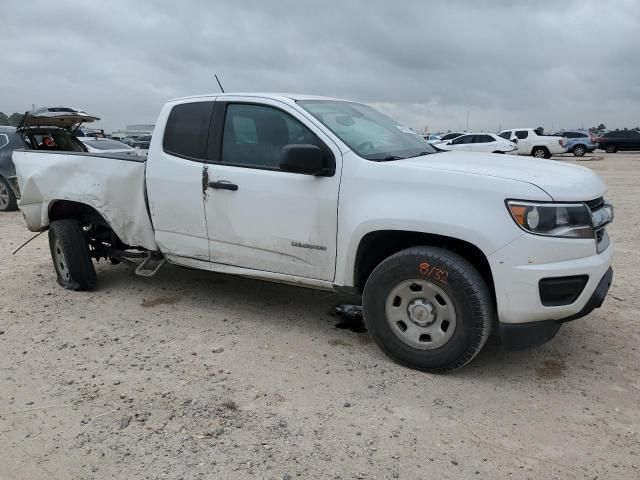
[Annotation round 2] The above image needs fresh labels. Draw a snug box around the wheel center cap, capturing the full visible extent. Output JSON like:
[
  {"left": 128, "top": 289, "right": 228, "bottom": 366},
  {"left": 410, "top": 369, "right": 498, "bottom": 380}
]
[{"left": 408, "top": 299, "right": 436, "bottom": 327}]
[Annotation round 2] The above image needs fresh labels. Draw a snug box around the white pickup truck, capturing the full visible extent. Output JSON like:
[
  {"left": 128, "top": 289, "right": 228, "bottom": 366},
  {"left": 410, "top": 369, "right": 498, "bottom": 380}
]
[
  {"left": 13, "top": 93, "right": 614, "bottom": 372},
  {"left": 498, "top": 127, "right": 567, "bottom": 158}
]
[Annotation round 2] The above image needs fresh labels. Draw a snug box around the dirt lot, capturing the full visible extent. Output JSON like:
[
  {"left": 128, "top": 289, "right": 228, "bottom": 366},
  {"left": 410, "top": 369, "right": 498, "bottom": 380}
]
[{"left": 1, "top": 152, "right": 639, "bottom": 480}]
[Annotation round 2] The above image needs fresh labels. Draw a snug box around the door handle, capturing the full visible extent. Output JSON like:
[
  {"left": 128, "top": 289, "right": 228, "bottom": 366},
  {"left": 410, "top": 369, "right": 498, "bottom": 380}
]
[{"left": 208, "top": 181, "right": 238, "bottom": 191}]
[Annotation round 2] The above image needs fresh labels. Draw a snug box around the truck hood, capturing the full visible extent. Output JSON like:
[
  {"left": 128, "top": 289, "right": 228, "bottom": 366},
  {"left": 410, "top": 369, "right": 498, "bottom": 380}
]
[
  {"left": 397, "top": 152, "right": 606, "bottom": 201},
  {"left": 17, "top": 107, "right": 100, "bottom": 129}
]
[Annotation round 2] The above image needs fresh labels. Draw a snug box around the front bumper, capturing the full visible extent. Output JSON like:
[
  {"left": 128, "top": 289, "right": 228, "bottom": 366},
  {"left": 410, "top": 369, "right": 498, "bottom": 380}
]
[
  {"left": 499, "top": 267, "right": 613, "bottom": 350},
  {"left": 489, "top": 233, "right": 613, "bottom": 325}
]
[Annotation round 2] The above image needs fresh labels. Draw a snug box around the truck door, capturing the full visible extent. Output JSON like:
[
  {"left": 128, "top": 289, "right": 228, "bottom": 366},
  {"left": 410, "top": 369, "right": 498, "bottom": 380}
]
[
  {"left": 145, "top": 100, "right": 215, "bottom": 268},
  {"left": 203, "top": 98, "right": 341, "bottom": 281},
  {"left": 513, "top": 130, "right": 531, "bottom": 154}
]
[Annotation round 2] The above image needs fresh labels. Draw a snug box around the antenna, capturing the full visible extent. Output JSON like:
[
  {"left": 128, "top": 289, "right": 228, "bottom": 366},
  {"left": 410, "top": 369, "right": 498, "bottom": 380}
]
[{"left": 214, "top": 74, "right": 225, "bottom": 93}]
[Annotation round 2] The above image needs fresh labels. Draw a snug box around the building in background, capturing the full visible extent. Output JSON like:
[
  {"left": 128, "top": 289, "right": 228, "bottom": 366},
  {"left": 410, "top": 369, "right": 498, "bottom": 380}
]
[{"left": 111, "top": 124, "right": 155, "bottom": 140}]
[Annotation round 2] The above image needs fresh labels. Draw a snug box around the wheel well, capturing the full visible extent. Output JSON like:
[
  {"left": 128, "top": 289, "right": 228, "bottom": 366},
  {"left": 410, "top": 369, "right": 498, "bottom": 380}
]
[
  {"left": 572, "top": 143, "right": 586, "bottom": 150},
  {"left": 532, "top": 145, "right": 549, "bottom": 152},
  {"left": 49, "top": 200, "right": 107, "bottom": 225},
  {"left": 48, "top": 200, "right": 126, "bottom": 246},
  {"left": 354, "top": 230, "right": 496, "bottom": 304}
]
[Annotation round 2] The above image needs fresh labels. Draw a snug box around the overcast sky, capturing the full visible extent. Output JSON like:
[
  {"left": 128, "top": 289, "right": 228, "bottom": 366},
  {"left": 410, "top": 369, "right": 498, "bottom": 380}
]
[{"left": 1, "top": 0, "right": 638, "bottom": 133}]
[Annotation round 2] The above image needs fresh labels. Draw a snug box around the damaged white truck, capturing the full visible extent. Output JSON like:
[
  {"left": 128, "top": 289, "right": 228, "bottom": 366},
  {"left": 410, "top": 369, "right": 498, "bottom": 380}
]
[{"left": 13, "top": 93, "right": 614, "bottom": 372}]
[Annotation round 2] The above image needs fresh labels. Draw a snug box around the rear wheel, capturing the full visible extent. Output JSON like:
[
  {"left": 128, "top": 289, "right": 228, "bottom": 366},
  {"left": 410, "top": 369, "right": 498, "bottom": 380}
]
[
  {"left": 604, "top": 144, "right": 617, "bottom": 153},
  {"left": 362, "top": 247, "right": 493, "bottom": 373},
  {"left": 573, "top": 145, "right": 586, "bottom": 157},
  {"left": 0, "top": 176, "right": 18, "bottom": 212},
  {"left": 532, "top": 147, "right": 550, "bottom": 159},
  {"left": 48, "top": 219, "right": 96, "bottom": 291}
]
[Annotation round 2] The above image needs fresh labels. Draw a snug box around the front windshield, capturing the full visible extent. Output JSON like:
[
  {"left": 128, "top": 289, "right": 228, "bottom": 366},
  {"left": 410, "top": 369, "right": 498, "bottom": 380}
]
[{"left": 297, "top": 100, "right": 436, "bottom": 161}]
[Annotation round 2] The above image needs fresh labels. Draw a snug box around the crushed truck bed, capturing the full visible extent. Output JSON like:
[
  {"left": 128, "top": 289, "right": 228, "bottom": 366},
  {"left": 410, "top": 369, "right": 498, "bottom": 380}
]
[{"left": 12, "top": 150, "right": 157, "bottom": 250}]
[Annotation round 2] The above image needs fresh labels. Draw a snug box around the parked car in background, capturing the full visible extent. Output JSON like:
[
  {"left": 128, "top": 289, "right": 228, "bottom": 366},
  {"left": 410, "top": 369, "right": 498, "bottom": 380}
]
[
  {"left": 0, "top": 107, "right": 95, "bottom": 211},
  {"left": 132, "top": 134, "right": 152, "bottom": 149},
  {"left": 78, "top": 137, "right": 137, "bottom": 155},
  {"left": 552, "top": 130, "right": 597, "bottom": 157},
  {"left": 422, "top": 134, "right": 442, "bottom": 144},
  {"left": 498, "top": 128, "right": 566, "bottom": 158},
  {"left": 437, "top": 133, "right": 517, "bottom": 154},
  {"left": 117, "top": 137, "right": 138, "bottom": 147},
  {"left": 439, "top": 132, "right": 465, "bottom": 142},
  {"left": 73, "top": 127, "right": 105, "bottom": 138},
  {"left": 595, "top": 130, "right": 640, "bottom": 153}
]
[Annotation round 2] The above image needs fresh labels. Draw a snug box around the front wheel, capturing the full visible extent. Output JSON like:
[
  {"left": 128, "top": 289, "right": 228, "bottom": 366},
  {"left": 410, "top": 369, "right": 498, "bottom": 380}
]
[
  {"left": 49, "top": 219, "right": 96, "bottom": 291},
  {"left": 604, "top": 145, "right": 617, "bottom": 153},
  {"left": 362, "top": 247, "right": 493, "bottom": 373},
  {"left": 0, "top": 176, "right": 18, "bottom": 212}
]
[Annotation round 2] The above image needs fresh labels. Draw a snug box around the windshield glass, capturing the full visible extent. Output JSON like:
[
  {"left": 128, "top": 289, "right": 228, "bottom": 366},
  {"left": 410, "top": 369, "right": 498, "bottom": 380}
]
[
  {"left": 297, "top": 100, "right": 436, "bottom": 160},
  {"left": 84, "top": 139, "right": 132, "bottom": 150}
]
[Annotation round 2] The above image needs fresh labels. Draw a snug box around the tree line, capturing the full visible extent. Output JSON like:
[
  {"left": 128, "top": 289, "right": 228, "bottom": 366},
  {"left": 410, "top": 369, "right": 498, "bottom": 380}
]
[{"left": 0, "top": 112, "right": 24, "bottom": 126}]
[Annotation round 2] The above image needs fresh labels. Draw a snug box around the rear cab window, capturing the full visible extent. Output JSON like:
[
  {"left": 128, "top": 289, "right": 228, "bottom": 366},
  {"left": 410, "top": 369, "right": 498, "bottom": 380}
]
[
  {"left": 163, "top": 101, "right": 215, "bottom": 161},
  {"left": 515, "top": 130, "right": 529, "bottom": 139}
]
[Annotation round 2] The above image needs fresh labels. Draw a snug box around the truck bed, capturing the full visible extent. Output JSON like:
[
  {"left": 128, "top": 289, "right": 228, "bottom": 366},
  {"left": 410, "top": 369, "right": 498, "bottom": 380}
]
[{"left": 12, "top": 149, "right": 157, "bottom": 250}]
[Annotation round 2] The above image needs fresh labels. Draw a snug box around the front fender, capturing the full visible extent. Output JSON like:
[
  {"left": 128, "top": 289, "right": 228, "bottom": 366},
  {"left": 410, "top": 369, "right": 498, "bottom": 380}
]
[{"left": 333, "top": 153, "right": 551, "bottom": 287}]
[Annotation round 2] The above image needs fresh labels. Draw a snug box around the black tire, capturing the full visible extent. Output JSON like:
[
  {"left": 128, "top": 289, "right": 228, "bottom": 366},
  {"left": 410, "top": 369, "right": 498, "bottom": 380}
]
[
  {"left": 362, "top": 246, "right": 493, "bottom": 373},
  {"left": 531, "top": 146, "right": 551, "bottom": 159},
  {"left": 604, "top": 144, "right": 617, "bottom": 154},
  {"left": 492, "top": 151, "right": 505, "bottom": 154},
  {"left": 48, "top": 219, "right": 96, "bottom": 291},
  {"left": 572, "top": 145, "right": 587, "bottom": 157},
  {"left": 0, "top": 176, "right": 18, "bottom": 212}
]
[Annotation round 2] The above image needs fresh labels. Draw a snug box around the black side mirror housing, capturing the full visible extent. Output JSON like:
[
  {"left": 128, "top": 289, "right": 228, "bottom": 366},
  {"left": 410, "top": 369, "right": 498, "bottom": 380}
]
[{"left": 279, "top": 144, "right": 327, "bottom": 176}]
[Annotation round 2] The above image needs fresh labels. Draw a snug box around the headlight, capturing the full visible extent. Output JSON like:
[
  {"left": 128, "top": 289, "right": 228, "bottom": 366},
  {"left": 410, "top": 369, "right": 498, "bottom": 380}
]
[{"left": 506, "top": 201, "right": 593, "bottom": 238}]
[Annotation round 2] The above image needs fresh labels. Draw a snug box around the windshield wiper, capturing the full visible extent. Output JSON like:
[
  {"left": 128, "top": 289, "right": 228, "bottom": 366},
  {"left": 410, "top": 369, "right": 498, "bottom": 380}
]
[
  {"left": 377, "top": 155, "right": 406, "bottom": 161},
  {"left": 407, "top": 151, "right": 433, "bottom": 159}
]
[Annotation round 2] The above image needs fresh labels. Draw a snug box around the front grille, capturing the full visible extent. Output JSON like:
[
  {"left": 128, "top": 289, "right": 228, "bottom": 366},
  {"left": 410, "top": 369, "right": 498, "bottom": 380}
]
[{"left": 585, "top": 197, "right": 604, "bottom": 211}]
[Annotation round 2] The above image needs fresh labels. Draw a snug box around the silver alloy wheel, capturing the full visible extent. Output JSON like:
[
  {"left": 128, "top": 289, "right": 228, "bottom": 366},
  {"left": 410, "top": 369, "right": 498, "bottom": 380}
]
[
  {"left": 0, "top": 181, "right": 8, "bottom": 209},
  {"left": 384, "top": 279, "right": 457, "bottom": 350},
  {"left": 533, "top": 148, "right": 546, "bottom": 158},
  {"left": 574, "top": 145, "right": 585, "bottom": 156},
  {"left": 53, "top": 238, "right": 71, "bottom": 283}
]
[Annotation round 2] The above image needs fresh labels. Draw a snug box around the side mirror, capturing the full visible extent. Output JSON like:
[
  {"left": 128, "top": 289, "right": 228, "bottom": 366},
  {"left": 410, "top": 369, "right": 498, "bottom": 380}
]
[
  {"left": 447, "top": 141, "right": 453, "bottom": 145},
  {"left": 279, "top": 144, "right": 326, "bottom": 175},
  {"left": 512, "top": 138, "right": 518, "bottom": 144}
]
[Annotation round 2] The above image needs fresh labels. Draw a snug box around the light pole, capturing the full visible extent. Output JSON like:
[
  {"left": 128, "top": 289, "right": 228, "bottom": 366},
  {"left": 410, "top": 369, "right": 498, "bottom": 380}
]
[{"left": 466, "top": 110, "right": 470, "bottom": 131}]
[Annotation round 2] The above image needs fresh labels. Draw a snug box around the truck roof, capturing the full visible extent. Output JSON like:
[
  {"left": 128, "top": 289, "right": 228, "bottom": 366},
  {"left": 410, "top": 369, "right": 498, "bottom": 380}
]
[{"left": 169, "top": 92, "right": 350, "bottom": 104}]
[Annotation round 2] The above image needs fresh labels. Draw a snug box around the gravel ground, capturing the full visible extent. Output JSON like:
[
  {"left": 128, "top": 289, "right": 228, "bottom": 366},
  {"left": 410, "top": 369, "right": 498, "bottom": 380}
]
[{"left": 1, "top": 152, "right": 639, "bottom": 479}]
